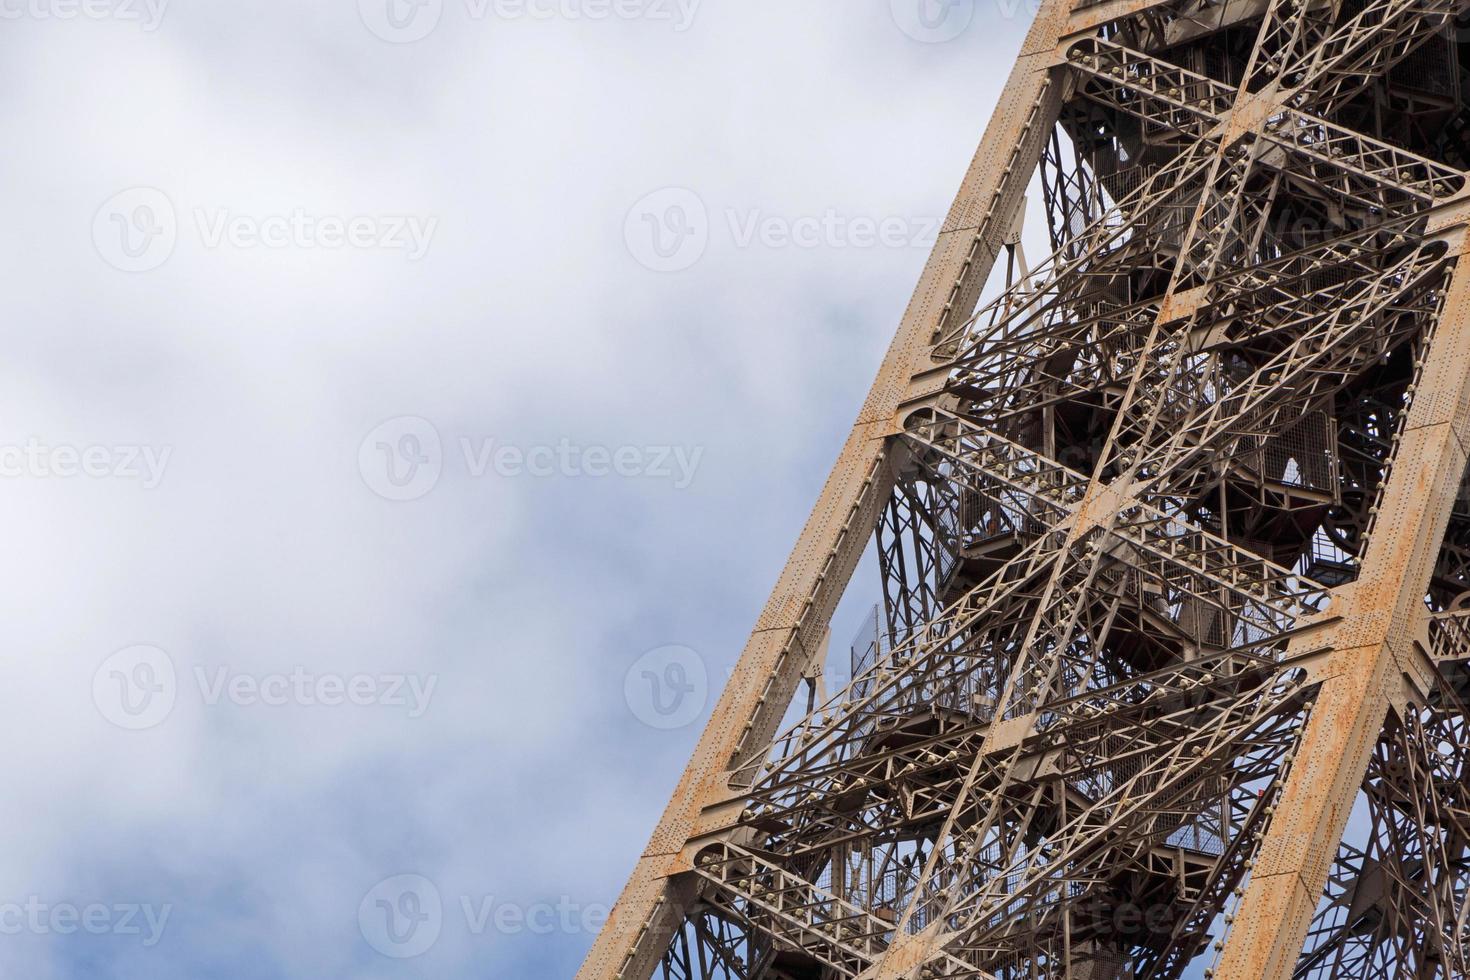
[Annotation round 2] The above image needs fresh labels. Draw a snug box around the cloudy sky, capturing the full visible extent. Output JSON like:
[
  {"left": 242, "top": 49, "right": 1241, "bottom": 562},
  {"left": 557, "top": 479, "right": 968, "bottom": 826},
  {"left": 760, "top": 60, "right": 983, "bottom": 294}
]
[{"left": 0, "top": 1, "right": 1035, "bottom": 976}]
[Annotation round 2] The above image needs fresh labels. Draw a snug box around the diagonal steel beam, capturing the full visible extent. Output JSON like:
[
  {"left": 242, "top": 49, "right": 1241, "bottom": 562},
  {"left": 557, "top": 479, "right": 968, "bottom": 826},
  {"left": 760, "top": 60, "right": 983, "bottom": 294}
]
[{"left": 1212, "top": 230, "right": 1470, "bottom": 978}]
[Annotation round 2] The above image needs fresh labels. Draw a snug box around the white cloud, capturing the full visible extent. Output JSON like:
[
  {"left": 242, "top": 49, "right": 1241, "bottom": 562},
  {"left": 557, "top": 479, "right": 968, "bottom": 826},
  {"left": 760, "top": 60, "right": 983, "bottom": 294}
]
[{"left": 0, "top": 2, "right": 1029, "bottom": 975}]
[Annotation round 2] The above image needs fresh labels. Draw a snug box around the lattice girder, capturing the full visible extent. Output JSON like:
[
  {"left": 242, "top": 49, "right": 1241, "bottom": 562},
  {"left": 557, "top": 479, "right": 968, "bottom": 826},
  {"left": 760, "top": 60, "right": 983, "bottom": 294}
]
[{"left": 582, "top": 0, "right": 1470, "bottom": 976}]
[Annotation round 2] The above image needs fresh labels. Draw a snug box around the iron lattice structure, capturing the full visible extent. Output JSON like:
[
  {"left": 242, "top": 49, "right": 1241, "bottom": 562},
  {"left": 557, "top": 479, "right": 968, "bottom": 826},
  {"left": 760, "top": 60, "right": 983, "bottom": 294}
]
[{"left": 583, "top": 0, "right": 1470, "bottom": 976}]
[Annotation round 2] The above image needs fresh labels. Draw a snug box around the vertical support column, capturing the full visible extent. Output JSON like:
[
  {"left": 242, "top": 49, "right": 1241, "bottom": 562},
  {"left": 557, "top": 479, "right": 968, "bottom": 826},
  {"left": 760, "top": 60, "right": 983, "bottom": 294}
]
[
  {"left": 576, "top": 7, "right": 1073, "bottom": 978},
  {"left": 1214, "top": 230, "right": 1470, "bottom": 978}
]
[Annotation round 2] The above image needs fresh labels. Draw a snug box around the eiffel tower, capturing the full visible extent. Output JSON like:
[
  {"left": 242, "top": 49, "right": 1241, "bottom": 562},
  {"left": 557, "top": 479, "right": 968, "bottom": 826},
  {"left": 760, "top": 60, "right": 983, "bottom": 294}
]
[{"left": 582, "top": 0, "right": 1470, "bottom": 975}]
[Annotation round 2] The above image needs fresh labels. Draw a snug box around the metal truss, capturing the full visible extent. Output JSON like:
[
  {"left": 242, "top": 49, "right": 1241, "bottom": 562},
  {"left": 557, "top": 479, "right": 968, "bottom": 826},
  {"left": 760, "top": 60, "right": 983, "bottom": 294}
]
[{"left": 581, "top": 0, "right": 1470, "bottom": 976}]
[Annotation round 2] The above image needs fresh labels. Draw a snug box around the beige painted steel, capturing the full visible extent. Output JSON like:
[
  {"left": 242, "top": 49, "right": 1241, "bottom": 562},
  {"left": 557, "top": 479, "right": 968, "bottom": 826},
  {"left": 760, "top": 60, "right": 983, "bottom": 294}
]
[
  {"left": 1213, "top": 230, "right": 1470, "bottom": 977},
  {"left": 585, "top": 0, "right": 1470, "bottom": 975}
]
